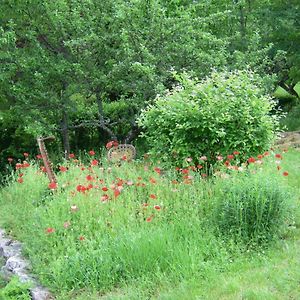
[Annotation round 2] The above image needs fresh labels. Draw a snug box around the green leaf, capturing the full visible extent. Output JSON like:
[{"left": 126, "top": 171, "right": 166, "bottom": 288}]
[{"left": 293, "top": 82, "right": 300, "bottom": 98}]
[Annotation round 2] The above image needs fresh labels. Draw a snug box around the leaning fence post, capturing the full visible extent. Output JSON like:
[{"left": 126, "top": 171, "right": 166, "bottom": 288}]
[{"left": 37, "top": 136, "right": 57, "bottom": 184}]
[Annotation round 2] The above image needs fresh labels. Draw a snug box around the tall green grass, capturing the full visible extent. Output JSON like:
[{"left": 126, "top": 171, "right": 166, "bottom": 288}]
[{"left": 0, "top": 149, "right": 297, "bottom": 298}]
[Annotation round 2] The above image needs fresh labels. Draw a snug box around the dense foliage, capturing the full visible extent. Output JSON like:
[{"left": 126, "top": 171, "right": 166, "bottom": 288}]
[
  {"left": 139, "top": 70, "right": 280, "bottom": 166},
  {"left": 0, "top": 0, "right": 299, "bottom": 170}
]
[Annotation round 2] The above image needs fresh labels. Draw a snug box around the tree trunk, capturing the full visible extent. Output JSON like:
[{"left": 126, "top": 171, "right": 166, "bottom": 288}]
[
  {"left": 124, "top": 122, "right": 141, "bottom": 144},
  {"left": 239, "top": 4, "right": 246, "bottom": 37},
  {"left": 95, "top": 92, "right": 117, "bottom": 141},
  {"left": 61, "top": 109, "right": 70, "bottom": 159}
]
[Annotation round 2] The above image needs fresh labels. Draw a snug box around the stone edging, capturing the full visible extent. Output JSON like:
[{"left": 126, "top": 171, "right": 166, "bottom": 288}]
[{"left": 0, "top": 228, "right": 53, "bottom": 300}]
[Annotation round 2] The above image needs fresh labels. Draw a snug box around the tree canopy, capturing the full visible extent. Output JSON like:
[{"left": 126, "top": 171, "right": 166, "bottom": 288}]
[{"left": 0, "top": 0, "right": 299, "bottom": 166}]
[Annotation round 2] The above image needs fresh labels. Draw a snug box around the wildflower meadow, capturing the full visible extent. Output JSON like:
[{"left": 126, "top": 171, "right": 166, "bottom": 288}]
[
  {"left": 1, "top": 1, "right": 300, "bottom": 299},
  {"left": 0, "top": 146, "right": 299, "bottom": 299}
]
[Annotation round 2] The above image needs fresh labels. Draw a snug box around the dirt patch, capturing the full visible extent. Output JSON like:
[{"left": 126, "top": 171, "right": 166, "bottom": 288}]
[{"left": 275, "top": 131, "right": 300, "bottom": 150}]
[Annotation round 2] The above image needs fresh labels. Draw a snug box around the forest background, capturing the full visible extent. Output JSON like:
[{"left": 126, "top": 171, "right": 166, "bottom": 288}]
[{"left": 0, "top": 0, "right": 299, "bottom": 175}]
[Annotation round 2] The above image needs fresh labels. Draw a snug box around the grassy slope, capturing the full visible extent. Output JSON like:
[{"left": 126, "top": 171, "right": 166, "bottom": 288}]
[
  {"left": 73, "top": 150, "right": 300, "bottom": 300},
  {"left": 160, "top": 150, "right": 300, "bottom": 300},
  {"left": 0, "top": 150, "right": 299, "bottom": 300}
]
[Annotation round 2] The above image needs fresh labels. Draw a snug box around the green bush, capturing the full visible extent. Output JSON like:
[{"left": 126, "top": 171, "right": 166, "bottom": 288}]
[
  {"left": 138, "top": 70, "right": 281, "bottom": 166},
  {"left": 213, "top": 174, "right": 291, "bottom": 245}
]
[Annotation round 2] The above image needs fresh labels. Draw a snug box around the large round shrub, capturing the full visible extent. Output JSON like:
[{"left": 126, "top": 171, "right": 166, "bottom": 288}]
[{"left": 138, "top": 70, "right": 281, "bottom": 166}]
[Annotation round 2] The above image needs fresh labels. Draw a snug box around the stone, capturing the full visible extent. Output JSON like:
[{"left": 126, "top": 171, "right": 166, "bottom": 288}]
[
  {"left": 0, "top": 265, "right": 12, "bottom": 281},
  {"left": 31, "top": 286, "right": 53, "bottom": 300},
  {"left": 0, "top": 237, "right": 12, "bottom": 248},
  {"left": 13, "top": 268, "right": 34, "bottom": 283},
  {"left": 5, "top": 255, "right": 28, "bottom": 271},
  {"left": 0, "top": 228, "right": 53, "bottom": 299},
  {"left": 0, "top": 242, "right": 22, "bottom": 258}
]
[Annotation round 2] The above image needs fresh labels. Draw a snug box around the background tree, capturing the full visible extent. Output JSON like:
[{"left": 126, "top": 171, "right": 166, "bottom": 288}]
[{"left": 0, "top": 0, "right": 298, "bottom": 174}]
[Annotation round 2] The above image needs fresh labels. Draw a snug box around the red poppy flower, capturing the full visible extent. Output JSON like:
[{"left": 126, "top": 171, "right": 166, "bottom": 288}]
[
  {"left": 102, "top": 186, "right": 108, "bottom": 192},
  {"left": 69, "top": 153, "right": 75, "bottom": 159},
  {"left": 23, "top": 152, "right": 29, "bottom": 157},
  {"left": 143, "top": 203, "right": 149, "bottom": 207},
  {"left": 46, "top": 227, "right": 55, "bottom": 234},
  {"left": 283, "top": 171, "right": 289, "bottom": 176},
  {"left": 247, "top": 157, "right": 256, "bottom": 163},
  {"left": 17, "top": 178, "right": 24, "bottom": 183},
  {"left": 150, "top": 194, "right": 157, "bottom": 199},
  {"left": 227, "top": 155, "right": 234, "bottom": 160},
  {"left": 89, "top": 150, "right": 95, "bottom": 156},
  {"left": 7, "top": 157, "right": 13, "bottom": 163},
  {"left": 233, "top": 151, "right": 240, "bottom": 155},
  {"left": 224, "top": 160, "right": 230, "bottom": 166},
  {"left": 106, "top": 141, "right": 114, "bottom": 149},
  {"left": 86, "top": 175, "right": 94, "bottom": 181},
  {"left": 146, "top": 216, "right": 153, "bottom": 222},
  {"left": 257, "top": 155, "right": 263, "bottom": 159},
  {"left": 201, "top": 173, "right": 207, "bottom": 178},
  {"left": 275, "top": 154, "right": 282, "bottom": 159},
  {"left": 117, "top": 179, "right": 124, "bottom": 186},
  {"left": 197, "top": 164, "right": 203, "bottom": 169},
  {"left": 264, "top": 151, "right": 269, "bottom": 156},
  {"left": 76, "top": 185, "right": 87, "bottom": 193},
  {"left": 154, "top": 205, "right": 161, "bottom": 211},
  {"left": 114, "top": 189, "right": 120, "bottom": 198},
  {"left": 216, "top": 155, "right": 223, "bottom": 161},
  {"left": 18, "top": 173, "right": 23, "bottom": 177},
  {"left": 121, "top": 155, "right": 127, "bottom": 161},
  {"left": 181, "top": 169, "right": 189, "bottom": 174},
  {"left": 154, "top": 167, "right": 161, "bottom": 174},
  {"left": 40, "top": 166, "right": 47, "bottom": 173},
  {"left": 59, "top": 166, "right": 67, "bottom": 172},
  {"left": 91, "top": 159, "right": 98, "bottom": 166},
  {"left": 48, "top": 182, "right": 57, "bottom": 190},
  {"left": 79, "top": 236, "right": 85, "bottom": 241}
]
